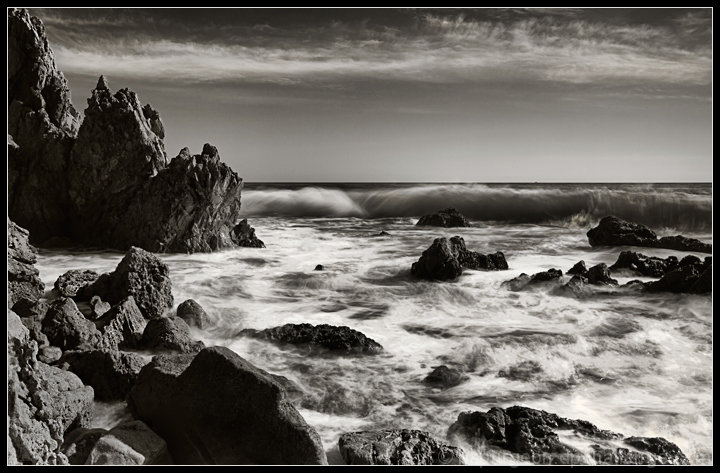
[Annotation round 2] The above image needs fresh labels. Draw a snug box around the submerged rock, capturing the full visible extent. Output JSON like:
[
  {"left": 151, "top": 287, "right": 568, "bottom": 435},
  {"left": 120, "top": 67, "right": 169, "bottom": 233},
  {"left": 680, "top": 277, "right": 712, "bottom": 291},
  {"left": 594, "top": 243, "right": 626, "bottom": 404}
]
[
  {"left": 141, "top": 316, "right": 205, "bottom": 353},
  {"left": 339, "top": 430, "right": 464, "bottom": 465},
  {"left": 447, "top": 406, "right": 689, "bottom": 465},
  {"left": 423, "top": 365, "right": 469, "bottom": 389},
  {"left": 503, "top": 269, "right": 562, "bottom": 291},
  {"left": 129, "top": 347, "right": 327, "bottom": 464},
  {"left": 585, "top": 263, "right": 618, "bottom": 286},
  {"left": 587, "top": 216, "right": 711, "bottom": 254},
  {"left": 609, "top": 251, "right": 679, "bottom": 278},
  {"left": 242, "top": 323, "right": 383, "bottom": 355},
  {"left": 314, "top": 264, "right": 325, "bottom": 271},
  {"left": 8, "top": 220, "right": 44, "bottom": 311},
  {"left": 416, "top": 208, "right": 470, "bottom": 227},
  {"left": 497, "top": 360, "right": 543, "bottom": 381},
  {"left": 411, "top": 236, "right": 507, "bottom": 281},
  {"left": 176, "top": 299, "right": 208, "bottom": 329}
]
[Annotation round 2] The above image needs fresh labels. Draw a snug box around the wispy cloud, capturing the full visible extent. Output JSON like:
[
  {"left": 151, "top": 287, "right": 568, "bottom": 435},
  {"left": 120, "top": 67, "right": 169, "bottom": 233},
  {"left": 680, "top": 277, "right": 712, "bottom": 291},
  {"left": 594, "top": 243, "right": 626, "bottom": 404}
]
[{"left": 39, "top": 9, "right": 711, "bottom": 92}]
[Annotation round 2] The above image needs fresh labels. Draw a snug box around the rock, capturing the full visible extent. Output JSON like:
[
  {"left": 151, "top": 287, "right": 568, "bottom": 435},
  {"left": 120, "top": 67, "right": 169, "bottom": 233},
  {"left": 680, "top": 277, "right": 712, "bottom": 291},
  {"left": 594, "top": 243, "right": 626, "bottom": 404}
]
[
  {"left": 89, "top": 296, "right": 111, "bottom": 319},
  {"left": 447, "top": 406, "right": 689, "bottom": 465},
  {"left": 242, "top": 323, "right": 383, "bottom": 355},
  {"left": 42, "top": 298, "right": 99, "bottom": 350},
  {"left": 314, "top": 264, "right": 324, "bottom": 271},
  {"left": 54, "top": 270, "right": 99, "bottom": 297},
  {"left": 416, "top": 208, "right": 470, "bottom": 227},
  {"left": 141, "top": 316, "right": 205, "bottom": 353},
  {"left": 502, "top": 273, "right": 531, "bottom": 291},
  {"left": 411, "top": 236, "right": 507, "bottom": 281},
  {"left": 8, "top": 220, "right": 44, "bottom": 310},
  {"left": 230, "top": 218, "right": 266, "bottom": 248},
  {"left": 38, "top": 346, "right": 62, "bottom": 364},
  {"left": 423, "top": 365, "right": 469, "bottom": 389},
  {"left": 376, "top": 231, "right": 391, "bottom": 237},
  {"left": 585, "top": 263, "right": 618, "bottom": 286},
  {"left": 14, "top": 300, "right": 50, "bottom": 346},
  {"left": 554, "top": 274, "right": 591, "bottom": 297},
  {"left": 8, "top": 9, "right": 79, "bottom": 242},
  {"left": 94, "top": 296, "right": 146, "bottom": 351},
  {"left": 61, "top": 428, "right": 107, "bottom": 465},
  {"left": 587, "top": 216, "right": 711, "bottom": 254},
  {"left": 645, "top": 261, "right": 712, "bottom": 294},
  {"left": 85, "top": 420, "right": 171, "bottom": 465},
  {"left": 567, "top": 260, "right": 587, "bottom": 275},
  {"left": 60, "top": 349, "right": 149, "bottom": 401},
  {"left": 8, "top": 310, "right": 94, "bottom": 464},
  {"left": 129, "top": 346, "right": 327, "bottom": 464},
  {"left": 531, "top": 268, "right": 564, "bottom": 282},
  {"left": 503, "top": 269, "right": 562, "bottom": 291},
  {"left": 81, "top": 247, "right": 173, "bottom": 320},
  {"left": 142, "top": 103, "right": 165, "bottom": 139},
  {"left": 622, "top": 437, "right": 690, "bottom": 465},
  {"left": 498, "top": 360, "right": 543, "bottom": 381},
  {"left": 609, "top": 251, "right": 679, "bottom": 278},
  {"left": 339, "top": 430, "right": 464, "bottom": 465},
  {"left": 176, "top": 299, "right": 208, "bottom": 329}
]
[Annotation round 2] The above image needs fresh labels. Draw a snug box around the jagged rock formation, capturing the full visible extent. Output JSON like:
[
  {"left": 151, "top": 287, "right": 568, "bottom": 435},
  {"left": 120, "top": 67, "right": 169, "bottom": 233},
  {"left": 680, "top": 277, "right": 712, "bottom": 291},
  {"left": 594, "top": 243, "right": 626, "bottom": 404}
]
[
  {"left": 587, "top": 216, "right": 711, "bottom": 254},
  {"left": 8, "top": 220, "right": 45, "bottom": 311},
  {"left": 7, "top": 8, "right": 259, "bottom": 253},
  {"left": 339, "top": 430, "right": 464, "bottom": 465},
  {"left": 411, "top": 236, "right": 508, "bottom": 281}
]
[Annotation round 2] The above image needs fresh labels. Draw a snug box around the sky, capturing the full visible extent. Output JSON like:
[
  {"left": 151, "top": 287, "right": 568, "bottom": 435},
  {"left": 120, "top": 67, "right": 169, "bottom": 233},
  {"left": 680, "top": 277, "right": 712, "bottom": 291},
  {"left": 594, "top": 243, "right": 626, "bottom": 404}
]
[{"left": 29, "top": 7, "right": 712, "bottom": 182}]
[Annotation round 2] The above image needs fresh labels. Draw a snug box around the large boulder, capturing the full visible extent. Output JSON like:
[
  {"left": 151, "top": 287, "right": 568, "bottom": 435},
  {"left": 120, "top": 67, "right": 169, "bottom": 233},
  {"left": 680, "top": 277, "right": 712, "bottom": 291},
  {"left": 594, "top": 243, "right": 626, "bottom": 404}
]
[
  {"left": 8, "top": 310, "right": 94, "bottom": 465},
  {"left": 587, "top": 216, "right": 711, "bottom": 254},
  {"left": 416, "top": 208, "right": 470, "bottom": 227},
  {"left": 176, "top": 299, "right": 209, "bottom": 329},
  {"left": 339, "top": 430, "right": 464, "bottom": 465},
  {"left": 94, "top": 297, "right": 146, "bottom": 351},
  {"left": 80, "top": 247, "right": 173, "bottom": 319},
  {"left": 60, "top": 349, "right": 149, "bottom": 401},
  {"left": 448, "top": 406, "right": 689, "bottom": 465},
  {"left": 8, "top": 220, "right": 44, "bottom": 310},
  {"left": 54, "top": 270, "right": 99, "bottom": 297},
  {"left": 85, "top": 420, "right": 171, "bottom": 465},
  {"left": 609, "top": 251, "right": 679, "bottom": 278},
  {"left": 242, "top": 323, "right": 383, "bottom": 355},
  {"left": 411, "top": 236, "right": 507, "bottom": 281},
  {"left": 42, "top": 298, "right": 99, "bottom": 351},
  {"left": 585, "top": 263, "right": 618, "bottom": 286},
  {"left": 129, "top": 347, "right": 327, "bottom": 464},
  {"left": 141, "top": 316, "right": 205, "bottom": 353}
]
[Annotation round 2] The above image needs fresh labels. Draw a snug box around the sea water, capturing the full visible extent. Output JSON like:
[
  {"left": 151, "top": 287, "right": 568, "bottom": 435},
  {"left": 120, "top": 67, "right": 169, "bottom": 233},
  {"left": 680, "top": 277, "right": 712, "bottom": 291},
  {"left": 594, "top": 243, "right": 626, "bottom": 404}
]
[{"left": 34, "top": 183, "right": 712, "bottom": 464}]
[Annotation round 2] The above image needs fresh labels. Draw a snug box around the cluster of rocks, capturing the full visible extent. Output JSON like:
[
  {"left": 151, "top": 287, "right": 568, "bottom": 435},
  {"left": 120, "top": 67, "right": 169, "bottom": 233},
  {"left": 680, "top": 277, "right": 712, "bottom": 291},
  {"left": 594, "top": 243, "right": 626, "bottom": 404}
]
[
  {"left": 8, "top": 8, "right": 263, "bottom": 253},
  {"left": 587, "top": 216, "right": 711, "bottom": 254},
  {"left": 411, "top": 236, "right": 508, "bottom": 281}
]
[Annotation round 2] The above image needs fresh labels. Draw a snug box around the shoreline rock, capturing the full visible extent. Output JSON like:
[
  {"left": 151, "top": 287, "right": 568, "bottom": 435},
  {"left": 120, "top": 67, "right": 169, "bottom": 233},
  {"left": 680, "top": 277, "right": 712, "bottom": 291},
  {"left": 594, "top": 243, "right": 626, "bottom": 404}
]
[
  {"left": 416, "top": 208, "right": 470, "bottom": 227},
  {"left": 339, "top": 430, "right": 464, "bottom": 465},
  {"left": 242, "top": 323, "right": 383, "bottom": 355},
  {"left": 411, "top": 236, "right": 507, "bottom": 281},
  {"left": 587, "top": 216, "right": 711, "bottom": 254}
]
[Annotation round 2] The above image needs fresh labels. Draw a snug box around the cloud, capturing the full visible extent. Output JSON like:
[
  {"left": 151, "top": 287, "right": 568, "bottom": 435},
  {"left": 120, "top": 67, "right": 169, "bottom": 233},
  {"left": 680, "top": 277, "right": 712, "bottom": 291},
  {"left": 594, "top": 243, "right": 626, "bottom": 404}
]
[{"left": 41, "top": 9, "right": 711, "bottom": 92}]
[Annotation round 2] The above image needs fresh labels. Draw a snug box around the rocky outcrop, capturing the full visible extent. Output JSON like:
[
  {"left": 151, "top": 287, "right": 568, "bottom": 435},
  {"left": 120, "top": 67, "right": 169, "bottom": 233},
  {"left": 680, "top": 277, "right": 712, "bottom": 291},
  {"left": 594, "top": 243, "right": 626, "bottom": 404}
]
[
  {"left": 645, "top": 258, "right": 711, "bottom": 294},
  {"left": 609, "top": 251, "right": 679, "bottom": 278},
  {"left": 176, "top": 299, "right": 208, "bottom": 329},
  {"left": 416, "top": 208, "right": 470, "bottom": 227},
  {"left": 503, "top": 269, "right": 563, "bottom": 291},
  {"left": 447, "top": 406, "right": 689, "bottom": 465},
  {"left": 79, "top": 247, "right": 173, "bottom": 320},
  {"left": 585, "top": 263, "right": 618, "bottom": 286},
  {"left": 54, "top": 270, "right": 99, "bottom": 298},
  {"left": 424, "top": 365, "right": 468, "bottom": 389},
  {"left": 129, "top": 347, "right": 327, "bottom": 464},
  {"left": 84, "top": 421, "right": 171, "bottom": 465},
  {"left": 141, "top": 317, "right": 205, "bottom": 353},
  {"left": 339, "top": 430, "right": 464, "bottom": 465},
  {"left": 587, "top": 216, "right": 711, "bottom": 254},
  {"left": 230, "top": 218, "right": 266, "bottom": 248},
  {"left": 242, "top": 323, "right": 383, "bottom": 355},
  {"left": 8, "top": 9, "right": 260, "bottom": 253},
  {"left": 94, "top": 297, "right": 146, "bottom": 350},
  {"left": 60, "top": 349, "right": 149, "bottom": 401},
  {"left": 9, "top": 310, "right": 94, "bottom": 465},
  {"left": 8, "top": 220, "right": 44, "bottom": 311},
  {"left": 411, "top": 236, "right": 507, "bottom": 281},
  {"left": 567, "top": 260, "right": 587, "bottom": 275}
]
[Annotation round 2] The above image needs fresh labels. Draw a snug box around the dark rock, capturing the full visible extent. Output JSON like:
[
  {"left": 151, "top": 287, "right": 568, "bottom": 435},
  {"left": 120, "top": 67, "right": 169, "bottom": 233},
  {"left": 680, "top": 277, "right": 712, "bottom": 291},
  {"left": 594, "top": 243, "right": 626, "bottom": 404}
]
[
  {"left": 230, "top": 218, "right": 266, "bottom": 248},
  {"left": 609, "top": 251, "right": 679, "bottom": 278},
  {"left": 585, "top": 263, "right": 618, "bottom": 286},
  {"left": 587, "top": 216, "right": 711, "bottom": 254},
  {"left": 141, "top": 316, "right": 205, "bottom": 353},
  {"left": 61, "top": 428, "right": 108, "bottom": 465},
  {"left": 503, "top": 269, "right": 563, "bottom": 291},
  {"left": 645, "top": 262, "right": 712, "bottom": 295},
  {"left": 81, "top": 247, "right": 173, "bottom": 320},
  {"left": 553, "top": 275, "right": 590, "bottom": 297},
  {"left": 423, "top": 365, "right": 469, "bottom": 389},
  {"left": 8, "top": 220, "right": 44, "bottom": 310},
  {"left": 142, "top": 103, "right": 165, "bottom": 139},
  {"left": 502, "top": 273, "right": 531, "bottom": 291},
  {"left": 447, "top": 406, "right": 688, "bottom": 465},
  {"left": 531, "top": 268, "right": 563, "bottom": 282},
  {"left": 38, "top": 346, "right": 62, "bottom": 364},
  {"left": 679, "top": 254, "right": 702, "bottom": 268},
  {"left": 242, "top": 323, "right": 383, "bottom": 355},
  {"left": 54, "top": 270, "right": 99, "bottom": 297},
  {"left": 314, "top": 264, "right": 324, "bottom": 271},
  {"left": 42, "top": 298, "right": 100, "bottom": 350},
  {"left": 60, "top": 349, "right": 149, "bottom": 401},
  {"left": 376, "top": 231, "right": 391, "bottom": 237},
  {"left": 339, "top": 430, "right": 464, "bottom": 465},
  {"left": 176, "top": 299, "right": 208, "bottom": 329},
  {"left": 94, "top": 297, "right": 146, "bottom": 351},
  {"left": 416, "top": 208, "right": 470, "bottom": 227},
  {"left": 498, "top": 360, "right": 543, "bottom": 381},
  {"left": 129, "top": 346, "right": 327, "bottom": 464},
  {"left": 411, "top": 236, "right": 507, "bottom": 281},
  {"left": 8, "top": 310, "right": 94, "bottom": 464},
  {"left": 623, "top": 437, "right": 690, "bottom": 465},
  {"left": 85, "top": 420, "right": 171, "bottom": 465},
  {"left": 567, "top": 260, "right": 587, "bottom": 275},
  {"left": 15, "top": 300, "right": 50, "bottom": 346},
  {"left": 89, "top": 296, "right": 111, "bottom": 319}
]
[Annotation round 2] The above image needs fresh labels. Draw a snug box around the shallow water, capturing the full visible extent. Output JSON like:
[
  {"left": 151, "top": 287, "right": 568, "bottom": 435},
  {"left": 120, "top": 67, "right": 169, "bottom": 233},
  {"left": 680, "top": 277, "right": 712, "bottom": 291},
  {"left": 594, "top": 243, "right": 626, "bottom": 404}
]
[{"left": 34, "top": 184, "right": 713, "bottom": 465}]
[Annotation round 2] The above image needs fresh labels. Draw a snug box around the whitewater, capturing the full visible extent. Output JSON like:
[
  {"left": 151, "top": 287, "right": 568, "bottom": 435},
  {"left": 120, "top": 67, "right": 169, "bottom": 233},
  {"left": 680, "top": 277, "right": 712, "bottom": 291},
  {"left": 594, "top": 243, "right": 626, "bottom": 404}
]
[{"left": 34, "top": 183, "right": 712, "bottom": 465}]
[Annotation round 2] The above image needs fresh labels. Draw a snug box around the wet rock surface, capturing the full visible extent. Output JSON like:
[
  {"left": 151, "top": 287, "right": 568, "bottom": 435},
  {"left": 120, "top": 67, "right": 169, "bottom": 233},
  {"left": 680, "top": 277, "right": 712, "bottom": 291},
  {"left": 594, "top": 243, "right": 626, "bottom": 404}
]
[
  {"left": 423, "top": 365, "right": 469, "bottom": 389},
  {"left": 609, "top": 251, "right": 679, "bottom": 278},
  {"left": 141, "top": 316, "right": 205, "bottom": 353},
  {"left": 176, "top": 299, "right": 208, "bottom": 329},
  {"left": 339, "top": 430, "right": 464, "bottom": 465},
  {"left": 242, "top": 323, "right": 383, "bottom": 355},
  {"left": 230, "top": 218, "right": 266, "bottom": 248},
  {"left": 412, "top": 236, "right": 507, "bottom": 281},
  {"left": 416, "top": 208, "right": 470, "bottom": 227},
  {"left": 587, "top": 216, "right": 711, "bottom": 254}
]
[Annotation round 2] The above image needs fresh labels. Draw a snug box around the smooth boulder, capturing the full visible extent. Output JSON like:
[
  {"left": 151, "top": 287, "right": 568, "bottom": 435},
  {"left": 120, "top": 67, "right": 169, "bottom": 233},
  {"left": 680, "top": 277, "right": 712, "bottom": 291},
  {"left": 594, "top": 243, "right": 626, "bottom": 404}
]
[
  {"left": 176, "top": 299, "right": 208, "bottom": 329},
  {"left": 339, "top": 430, "right": 464, "bottom": 465},
  {"left": 141, "top": 316, "right": 205, "bottom": 353}
]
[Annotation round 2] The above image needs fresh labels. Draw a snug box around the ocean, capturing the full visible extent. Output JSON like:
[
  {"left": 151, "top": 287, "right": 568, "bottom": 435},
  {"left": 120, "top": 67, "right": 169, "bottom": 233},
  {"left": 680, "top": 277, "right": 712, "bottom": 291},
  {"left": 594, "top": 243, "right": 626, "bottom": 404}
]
[{"left": 34, "top": 182, "right": 712, "bottom": 465}]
